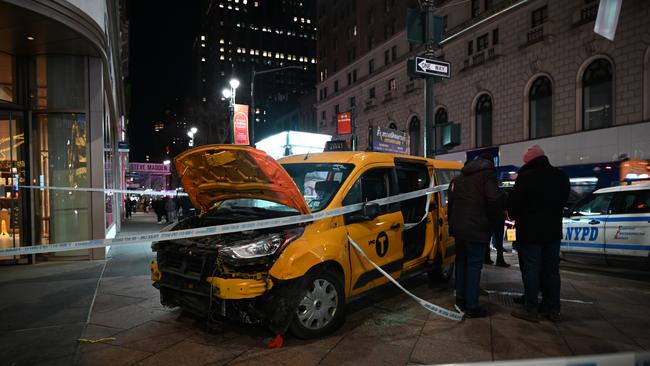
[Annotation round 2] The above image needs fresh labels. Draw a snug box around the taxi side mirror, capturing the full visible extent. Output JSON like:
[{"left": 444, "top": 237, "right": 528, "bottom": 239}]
[{"left": 362, "top": 202, "right": 380, "bottom": 220}]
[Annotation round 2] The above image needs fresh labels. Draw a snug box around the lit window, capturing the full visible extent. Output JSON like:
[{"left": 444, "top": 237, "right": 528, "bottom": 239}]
[
  {"left": 243, "top": 0, "right": 247, "bottom": 4},
  {"left": 306, "top": 19, "right": 311, "bottom": 24},
  {"left": 201, "top": 57, "right": 206, "bottom": 62},
  {"left": 220, "top": 39, "right": 225, "bottom": 44},
  {"left": 250, "top": 50, "right": 255, "bottom": 55},
  {"left": 220, "top": 47, "right": 224, "bottom": 52},
  {"left": 201, "top": 43, "right": 205, "bottom": 47},
  {"left": 201, "top": 35, "right": 205, "bottom": 41},
  {"left": 220, "top": 55, "right": 225, "bottom": 60}
]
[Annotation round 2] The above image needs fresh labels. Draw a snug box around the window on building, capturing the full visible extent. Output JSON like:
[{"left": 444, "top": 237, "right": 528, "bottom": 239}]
[
  {"left": 334, "top": 60, "right": 339, "bottom": 72},
  {"left": 335, "top": 104, "right": 340, "bottom": 114},
  {"left": 409, "top": 117, "right": 421, "bottom": 156},
  {"left": 384, "top": 49, "right": 390, "bottom": 65},
  {"left": 350, "top": 96, "right": 356, "bottom": 108},
  {"left": 484, "top": 0, "right": 493, "bottom": 10},
  {"left": 475, "top": 94, "right": 493, "bottom": 147},
  {"left": 322, "top": 110, "right": 326, "bottom": 120},
  {"left": 369, "top": 59, "right": 375, "bottom": 74},
  {"left": 385, "top": 0, "right": 394, "bottom": 13},
  {"left": 442, "top": 15, "right": 448, "bottom": 33},
  {"left": 477, "top": 34, "right": 489, "bottom": 51},
  {"left": 532, "top": 5, "right": 548, "bottom": 27},
  {"left": 435, "top": 108, "right": 448, "bottom": 125},
  {"left": 492, "top": 28, "right": 499, "bottom": 45},
  {"left": 347, "top": 73, "right": 352, "bottom": 86},
  {"left": 352, "top": 69, "right": 358, "bottom": 82},
  {"left": 334, "top": 80, "right": 339, "bottom": 92},
  {"left": 391, "top": 46, "right": 397, "bottom": 61},
  {"left": 471, "top": 0, "right": 480, "bottom": 17},
  {"left": 324, "top": 87, "right": 328, "bottom": 98},
  {"left": 368, "top": 35, "right": 375, "bottom": 50},
  {"left": 582, "top": 58, "right": 613, "bottom": 130},
  {"left": 529, "top": 76, "right": 553, "bottom": 139},
  {"left": 369, "top": 87, "right": 376, "bottom": 98},
  {"left": 388, "top": 78, "right": 396, "bottom": 91},
  {"left": 467, "top": 40, "right": 474, "bottom": 56}
]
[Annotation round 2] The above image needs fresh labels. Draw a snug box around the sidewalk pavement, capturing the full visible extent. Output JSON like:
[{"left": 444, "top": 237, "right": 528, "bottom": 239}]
[
  {"left": 2, "top": 213, "right": 650, "bottom": 365},
  {"left": 0, "top": 212, "right": 162, "bottom": 366},
  {"left": 77, "top": 239, "right": 650, "bottom": 365}
]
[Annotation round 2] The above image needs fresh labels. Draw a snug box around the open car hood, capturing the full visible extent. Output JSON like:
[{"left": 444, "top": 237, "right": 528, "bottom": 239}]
[{"left": 174, "top": 145, "right": 310, "bottom": 215}]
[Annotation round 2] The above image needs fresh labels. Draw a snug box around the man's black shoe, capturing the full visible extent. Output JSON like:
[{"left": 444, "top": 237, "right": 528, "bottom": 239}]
[
  {"left": 513, "top": 295, "right": 525, "bottom": 304},
  {"left": 546, "top": 311, "right": 561, "bottom": 323},
  {"left": 495, "top": 261, "right": 510, "bottom": 268},
  {"left": 484, "top": 259, "right": 494, "bottom": 265},
  {"left": 464, "top": 307, "right": 489, "bottom": 318},
  {"left": 511, "top": 307, "right": 539, "bottom": 322}
]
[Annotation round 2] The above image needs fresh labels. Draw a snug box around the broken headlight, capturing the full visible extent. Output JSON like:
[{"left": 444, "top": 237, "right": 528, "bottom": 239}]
[{"left": 219, "top": 228, "right": 303, "bottom": 263}]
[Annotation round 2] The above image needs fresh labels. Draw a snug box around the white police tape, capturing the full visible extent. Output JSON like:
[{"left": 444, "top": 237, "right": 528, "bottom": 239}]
[
  {"left": 18, "top": 185, "right": 188, "bottom": 197},
  {"left": 347, "top": 235, "right": 464, "bottom": 321},
  {"left": 0, "top": 183, "right": 449, "bottom": 257}
]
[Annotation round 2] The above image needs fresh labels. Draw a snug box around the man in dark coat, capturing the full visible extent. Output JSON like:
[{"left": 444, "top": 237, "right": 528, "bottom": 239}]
[
  {"left": 508, "top": 145, "right": 570, "bottom": 322},
  {"left": 448, "top": 154, "right": 500, "bottom": 318}
]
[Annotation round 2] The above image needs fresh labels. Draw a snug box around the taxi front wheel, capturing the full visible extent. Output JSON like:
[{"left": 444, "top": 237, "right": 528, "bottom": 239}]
[{"left": 289, "top": 270, "right": 345, "bottom": 339}]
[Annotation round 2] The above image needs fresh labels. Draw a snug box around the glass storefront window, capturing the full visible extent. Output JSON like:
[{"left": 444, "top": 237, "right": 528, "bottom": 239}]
[
  {"left": 34, "top": 114, "right": 90, "bottom": 255},
  {"left": 0, "top": 53, "right": 14, "bottom": 103},
  {"left": 34, "top": 55, "right": 86, "bottom": 110},
  {"left": 104, "top": 112, "right": 114, "bottom": 228},
  {"left": 0, "top": 111, "right": 25, "bottom": 260}
]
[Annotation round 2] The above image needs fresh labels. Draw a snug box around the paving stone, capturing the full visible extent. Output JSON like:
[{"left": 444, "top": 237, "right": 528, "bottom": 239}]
[
  {"left": 556, "top": 319, "right": 633, "bottom": 342},
  {"left": 78, "top": 344, "right": 153, "bottom": 366},
  {"left": 492, "top": 337, "right": 572, "bottom": 360},
  {"left": 109, "top": 320, "right": 195, "bottom": 353},
  {"left": 89, "top": 303, "right": 171, "bottom": 330},
  {"left": 563, "top": 335, "right": 645, "bottom": 355},
  {"left": 317, "top": 335, "right": 414, "bottom": 366},
  {"left": 409, "top": 335, "right": 492, "bottom": 365},
  {"left": 420, "top": 316, "right": 491, "bottom": 346},
  {"left": 134, "top": 339, "right": 248, "bottom": 366}
]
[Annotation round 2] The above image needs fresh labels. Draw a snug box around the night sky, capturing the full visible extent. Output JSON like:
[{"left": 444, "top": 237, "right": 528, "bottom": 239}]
[{"left": 127, "top": 1, "right": 201, "bottom": 162}]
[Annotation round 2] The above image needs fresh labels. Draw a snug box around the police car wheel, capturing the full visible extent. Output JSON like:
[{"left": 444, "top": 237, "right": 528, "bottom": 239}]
[{"left": 289, "top": 270, "right": 345, "bottom": 339}]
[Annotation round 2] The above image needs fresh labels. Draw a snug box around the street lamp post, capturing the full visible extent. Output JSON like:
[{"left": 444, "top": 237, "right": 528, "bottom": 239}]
[
  {"left": 250, "top": 65, "right": 303, "bottom": 146},
  {"left": 187, "top": 126, "right": 198, "bottom": 147},
  {"left": 222, "top": 78, "right": 240, "bottom": 144}
]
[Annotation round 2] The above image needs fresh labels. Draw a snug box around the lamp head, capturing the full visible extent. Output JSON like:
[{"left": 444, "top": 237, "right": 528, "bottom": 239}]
[{"left": 229, "top": 78, "right": 240, "bottom": 89}]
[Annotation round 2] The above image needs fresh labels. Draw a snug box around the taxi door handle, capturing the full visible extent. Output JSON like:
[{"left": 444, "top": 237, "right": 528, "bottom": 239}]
[
  {"left": 588, "top": 220, "right": 600, "bottom": 225},
  {"left": 390, "top": 223, "right": 401, "bottom": 230}
]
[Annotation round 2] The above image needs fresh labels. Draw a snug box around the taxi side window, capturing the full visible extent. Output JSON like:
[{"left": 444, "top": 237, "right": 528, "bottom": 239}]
[
  {"left": 343, "top": 168, "right": 397, "bottom": 216},
  {"left": 611, "top": 190, "right": 650, "bottom": 214},
  {"left": 572, "top": 193, "right": 614, "bottom": 216}
]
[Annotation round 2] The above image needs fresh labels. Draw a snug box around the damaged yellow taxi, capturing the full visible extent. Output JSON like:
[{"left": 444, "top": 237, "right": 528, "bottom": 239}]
[{"left": 151, "top": 145, "right": 461, "bottom": 338}]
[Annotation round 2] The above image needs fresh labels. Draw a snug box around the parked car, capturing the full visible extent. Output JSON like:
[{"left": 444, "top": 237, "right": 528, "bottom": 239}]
[
  {"left": 561, "top": 183, "right": 650, "bottom": 267},
  {"left": 150, "top": 145, "right": 461, "bottom": 338}
]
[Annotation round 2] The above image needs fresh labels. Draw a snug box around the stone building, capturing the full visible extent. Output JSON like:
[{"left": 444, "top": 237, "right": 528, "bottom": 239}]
[{"left": 315, "top": 0, "right": 650, "bottom": 167}]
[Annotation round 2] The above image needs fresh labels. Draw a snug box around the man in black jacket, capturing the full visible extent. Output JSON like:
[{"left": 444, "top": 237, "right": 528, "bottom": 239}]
[
  {"left": 448, "top": 154, "right": 500, "bottom": 318},
  {"left": 508, "top": 145, "right": 570, "bottom": 322}
]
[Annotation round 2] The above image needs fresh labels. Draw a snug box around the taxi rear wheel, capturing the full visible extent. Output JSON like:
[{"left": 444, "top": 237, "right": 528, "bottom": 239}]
[{"left": 289, "top": 270, "right": 345, "bottom": 339}]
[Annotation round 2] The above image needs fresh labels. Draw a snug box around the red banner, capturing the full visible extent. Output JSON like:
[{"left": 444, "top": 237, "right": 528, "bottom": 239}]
[
  {"left": 337, "top": 112, "right": 351, "bottom": 135},
  {"left": 233, "top": 104, "right": 250, "bottom": 145}
]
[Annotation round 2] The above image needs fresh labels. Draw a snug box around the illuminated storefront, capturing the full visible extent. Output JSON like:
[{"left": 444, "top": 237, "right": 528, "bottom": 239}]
[{"left": 0, "top": 1, "right": 127, "bottom": 263}]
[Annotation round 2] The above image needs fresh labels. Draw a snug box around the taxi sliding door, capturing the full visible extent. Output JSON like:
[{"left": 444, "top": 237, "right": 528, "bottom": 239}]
[
  {"left": 561, "top": 193, "right": 613, "bottom": 256},
  {"left": 604, "top": 190, "right": 650, "bottom": 259}
]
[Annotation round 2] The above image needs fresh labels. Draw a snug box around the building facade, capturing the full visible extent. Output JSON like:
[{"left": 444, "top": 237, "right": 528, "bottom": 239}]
[
  {"left": 316, "top": 0, "right": 650, "bottom": 167},
  {"left": 0, "top": 0, "right": 127, "bottom": 263},
  {"left": 191, "top": 0, "right": 317, "bottom": 145}
]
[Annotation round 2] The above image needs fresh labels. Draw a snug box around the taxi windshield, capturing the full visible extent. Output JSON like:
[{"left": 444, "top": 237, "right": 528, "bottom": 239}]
[{"left": 281, "top": 163, "right": 354, "bottom": 212}]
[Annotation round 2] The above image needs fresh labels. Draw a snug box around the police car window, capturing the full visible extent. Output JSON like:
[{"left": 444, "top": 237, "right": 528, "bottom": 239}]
[
  {"left": 612, "top": 190, "right": 650, "bottom": 214},
  {"left": 572, "top": 193, "right": 613, "bottom": 216}
]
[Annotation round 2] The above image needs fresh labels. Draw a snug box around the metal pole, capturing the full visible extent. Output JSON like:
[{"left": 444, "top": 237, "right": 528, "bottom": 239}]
[
  {"left": 250, "top": 66, "right": 255, "bottom": 146},
  {"left": 423, "top": 0, "right": 436, "bottom": 158},
  {"left": 351, "top": 107, "right": 357, "bottom": 151}
]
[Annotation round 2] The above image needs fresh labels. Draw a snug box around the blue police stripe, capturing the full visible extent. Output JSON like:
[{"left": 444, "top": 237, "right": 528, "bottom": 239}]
[
  {"left": 604, "top": 216, "right": 650, "bottom": 222},
  {"left": 561, "top": 241, "right": 650, "bottom": 251}
]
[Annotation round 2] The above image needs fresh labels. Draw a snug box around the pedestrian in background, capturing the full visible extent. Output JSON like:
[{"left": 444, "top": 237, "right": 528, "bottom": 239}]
[
  {"left": 152, "top": 198, "right": 165, "bottom": 224},
  {"left": 165, "top": 196, "right": 176, "bottom": 224},
  {"left": 448, "top": 153, "right": 501, "bottom": 318},
  {"left": 508, "top": 145, "right": 570, "bottom": 322},
  {"left": 485, "top": 188, "right": 510, "bottom": 267}
]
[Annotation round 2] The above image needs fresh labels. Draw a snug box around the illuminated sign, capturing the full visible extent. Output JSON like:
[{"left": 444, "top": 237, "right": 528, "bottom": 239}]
[{"left": 233, "top": 104, "right": 250, "bottom": 145}]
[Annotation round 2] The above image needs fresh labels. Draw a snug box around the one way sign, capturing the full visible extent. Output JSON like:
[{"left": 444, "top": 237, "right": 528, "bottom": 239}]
[{"left": 413, "top": 56, "right": 451, "bottom": 78}]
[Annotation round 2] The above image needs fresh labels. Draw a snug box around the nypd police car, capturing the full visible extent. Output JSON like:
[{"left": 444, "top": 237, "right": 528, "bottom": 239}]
[{"left": 561, "top": 183, "right": 650, "bottom": 265}]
